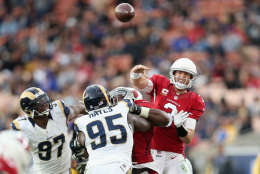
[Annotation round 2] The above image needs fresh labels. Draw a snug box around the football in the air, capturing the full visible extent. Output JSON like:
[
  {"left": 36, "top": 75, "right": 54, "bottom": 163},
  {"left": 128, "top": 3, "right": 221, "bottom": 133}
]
[{"left": 115, "top": 3, "right": 135, "bottom": 22}]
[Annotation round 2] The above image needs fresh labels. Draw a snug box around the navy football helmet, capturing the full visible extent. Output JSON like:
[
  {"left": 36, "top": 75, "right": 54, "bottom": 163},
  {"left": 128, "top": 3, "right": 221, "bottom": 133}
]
[{"left": 82, "top": 84, "right": 112, "bottom": 112}]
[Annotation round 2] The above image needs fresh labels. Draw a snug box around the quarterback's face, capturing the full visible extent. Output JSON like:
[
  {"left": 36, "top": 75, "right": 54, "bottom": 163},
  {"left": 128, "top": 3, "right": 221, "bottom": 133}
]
[{"left": 174, "top": 70, "right": 192, "bottom": 86}]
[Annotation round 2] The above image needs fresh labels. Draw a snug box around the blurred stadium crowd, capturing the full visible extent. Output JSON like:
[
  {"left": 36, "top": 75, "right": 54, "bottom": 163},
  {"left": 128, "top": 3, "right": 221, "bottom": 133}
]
[{"left": 0, "top": 0, "right": 260, "bottom": 173}]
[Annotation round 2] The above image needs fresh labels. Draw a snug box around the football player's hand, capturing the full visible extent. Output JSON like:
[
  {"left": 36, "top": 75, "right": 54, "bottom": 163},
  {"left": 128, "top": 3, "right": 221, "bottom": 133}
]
[
  {"left": 76, "top": 160, "right": 87, "bottom": 174},
  {"left": 173, "top": 110, "right": 189, "bottom": 128},
  {"left": 128, "top": 99, "right": 141, "bottom": 115},
  {"left": 112, "top": 87, "right": 134, "bottom": 100},
  {"left": 131, "top": 65, "right": 151, "bottom": 74}
]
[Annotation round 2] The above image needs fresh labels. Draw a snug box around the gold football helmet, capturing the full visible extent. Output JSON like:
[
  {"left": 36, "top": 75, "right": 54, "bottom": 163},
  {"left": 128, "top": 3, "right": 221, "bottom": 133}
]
[{"left": 19, "top": 87, "right": 51, "bottom": 118}]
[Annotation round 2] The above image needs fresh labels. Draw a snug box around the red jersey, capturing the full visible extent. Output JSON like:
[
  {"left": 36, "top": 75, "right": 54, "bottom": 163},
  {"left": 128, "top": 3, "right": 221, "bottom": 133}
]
[
  {"left": 132, "top": 100, "right": 158, "bottom": 164},
  {"left": 149, "top": 74, "right": 205, "bottom": 154},
  {"left": 0, "top": 157, "right": 18, "bottom": 174}
]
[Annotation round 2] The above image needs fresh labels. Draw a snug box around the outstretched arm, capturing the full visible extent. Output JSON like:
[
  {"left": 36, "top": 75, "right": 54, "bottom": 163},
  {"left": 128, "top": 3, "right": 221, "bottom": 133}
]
[
  {"left": 67, "top": 103, "right": 86, "bottom": 121},
  {"left": 146, "top": 109, "right": 171, "bottom": 127},
  {"left": 130, "top": 65, "right": 151, "bottom": 89},
  {"left": 128, "top": 113, "right": 151, "bottom": 132},
  {"left": 129, "top": 102, "right": 171, "bottom": 127}
]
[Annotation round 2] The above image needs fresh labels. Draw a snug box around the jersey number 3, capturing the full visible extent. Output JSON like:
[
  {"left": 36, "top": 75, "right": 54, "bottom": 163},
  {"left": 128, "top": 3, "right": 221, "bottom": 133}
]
[
  {"left": 87, "top": 114, "right": 127, "bottom": 150},
  {"left": 38, "top": 134, "right": 65, "bottom": 161},
  {"left": 164, "top": 103, "right": 177, "bottom": 115}
]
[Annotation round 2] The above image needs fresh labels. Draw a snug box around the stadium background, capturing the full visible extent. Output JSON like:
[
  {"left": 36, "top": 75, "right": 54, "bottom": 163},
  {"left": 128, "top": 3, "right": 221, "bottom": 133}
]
[{"left": 0, "top": 0, "right": 259, "bottom": 173}]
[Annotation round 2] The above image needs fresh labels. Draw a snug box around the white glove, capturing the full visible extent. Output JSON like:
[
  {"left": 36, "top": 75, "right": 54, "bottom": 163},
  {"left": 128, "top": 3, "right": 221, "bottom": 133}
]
[{"left": 173, "top": 110, "right": 190, "bottom": 128}]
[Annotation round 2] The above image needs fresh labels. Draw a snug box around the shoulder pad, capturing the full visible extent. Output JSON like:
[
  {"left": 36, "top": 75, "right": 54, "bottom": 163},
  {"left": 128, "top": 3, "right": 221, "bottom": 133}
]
[
  {"left": 11, "top": 116, "right": 27, "bottom": 131},
  {"left": 74, "top": 114, "right": 88, "bottom": 132},
  {"left": 74, "top": 114, "right": 87, "bottom": 125}
]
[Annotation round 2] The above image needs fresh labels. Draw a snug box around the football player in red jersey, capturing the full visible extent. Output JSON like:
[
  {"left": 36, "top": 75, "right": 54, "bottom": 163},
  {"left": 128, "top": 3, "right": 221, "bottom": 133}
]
[
  {"left": 110, "top": 87, "right": 173, "bottom": 174},
  {"left": 0, "top": 130, "right": 31, "bottom": 174},
  {"left": 129, "top": 58, "right": 205, "bottom": 174}
]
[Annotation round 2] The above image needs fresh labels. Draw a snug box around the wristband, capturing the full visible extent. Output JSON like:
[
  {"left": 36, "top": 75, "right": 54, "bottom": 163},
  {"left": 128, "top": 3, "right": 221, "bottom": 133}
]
[
  {"left": 130, "top": 72, "right": 142, "bottom": 80},
  {"left": 139, "top": 107, "right": 150, "bottom": 118},
  {"left": 176, "top": 125, "right": 188, "bottom": 137}
]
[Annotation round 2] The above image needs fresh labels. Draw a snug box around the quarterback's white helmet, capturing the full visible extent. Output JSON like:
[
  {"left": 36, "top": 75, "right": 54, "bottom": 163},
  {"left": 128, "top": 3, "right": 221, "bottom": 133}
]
[
  {"left": 0, "top": 130, "right": 31, "bottom": 174},
  {"left": 169, "top": 58, "right": 198, "bottom": 89}
]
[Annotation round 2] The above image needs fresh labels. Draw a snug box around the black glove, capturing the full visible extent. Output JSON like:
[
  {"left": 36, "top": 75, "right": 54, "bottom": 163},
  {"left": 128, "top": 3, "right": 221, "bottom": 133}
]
[
  {"left": 127, "top": 99, "right": 142, "bottom": 115},
  {"left": 70, "top": 139, "right": 88, "bottom": 174},
  {"left": 70, "top": 138, "right": 83, "bottom": 154},
  {"left": 76, "top": 160, "right": 87, "bottom": 174}
]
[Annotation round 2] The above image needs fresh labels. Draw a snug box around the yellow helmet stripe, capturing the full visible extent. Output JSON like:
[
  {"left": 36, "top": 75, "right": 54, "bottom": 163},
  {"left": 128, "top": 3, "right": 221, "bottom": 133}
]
[
  {"left": 20, "top": 91, "right": 35, "bottom": 100},
  {"left": 82, "top": 88, "right": 87, "bottom": 102},
  {"left": 97, "top": 85, "right": 111, "bottom": 106}
]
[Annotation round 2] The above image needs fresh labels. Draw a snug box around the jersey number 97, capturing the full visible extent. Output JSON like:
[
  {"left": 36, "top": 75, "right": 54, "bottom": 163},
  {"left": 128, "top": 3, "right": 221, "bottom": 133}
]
[{"left": 38, "top": 134, "right": 65, "bottom": 161}]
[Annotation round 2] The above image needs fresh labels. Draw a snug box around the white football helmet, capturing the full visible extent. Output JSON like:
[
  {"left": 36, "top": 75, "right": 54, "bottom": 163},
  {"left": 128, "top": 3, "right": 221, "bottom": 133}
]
[
  {"left": 110, "top": 87, "right": 143, "bottom": 104},
  {"left": 169, "top": 58, "right": 198, "bottom": 89},
  {"left": 0, "top": 130, "right": 31, "bottom": 174}
]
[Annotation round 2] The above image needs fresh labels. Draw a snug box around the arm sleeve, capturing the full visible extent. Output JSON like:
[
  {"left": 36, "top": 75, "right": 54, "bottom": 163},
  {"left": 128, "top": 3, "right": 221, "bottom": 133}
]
[
  {"left": 59, "top": 100, "right": 70, "bottom": 118},
  {"left": 184, "top": 118, "right": 197, "bottom": 130},
  {"left": 147, "top": 74, "right": 158, "bottom": 95},
  {"left": 11, "top": 120, "right": 21, "bottom": 131},
  {"left": 189, "top": 94, "right": 205, "bottom": 121}
]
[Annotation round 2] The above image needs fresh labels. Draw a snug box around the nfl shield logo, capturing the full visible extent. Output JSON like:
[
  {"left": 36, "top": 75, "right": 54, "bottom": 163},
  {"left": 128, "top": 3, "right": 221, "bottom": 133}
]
[{"left": 174, "top": 96, "right": 178, "bottom": 100}]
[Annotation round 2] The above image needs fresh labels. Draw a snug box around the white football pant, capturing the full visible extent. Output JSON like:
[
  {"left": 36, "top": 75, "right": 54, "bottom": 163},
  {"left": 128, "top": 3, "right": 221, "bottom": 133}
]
[
  {"left": 85, "top": 161, "right": 131, "bottom": 174},
  {"left": 151, "top": 149, "right": 193, "bottom": 174}
]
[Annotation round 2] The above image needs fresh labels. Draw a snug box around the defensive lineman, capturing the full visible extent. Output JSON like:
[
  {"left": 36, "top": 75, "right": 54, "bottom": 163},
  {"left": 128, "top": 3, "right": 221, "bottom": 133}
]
[
  {"left": 12, "top": 87, "right": 85, "bottom": 174},
  {"left": 72, "top": 84, "right": 170, "bottom": 174}
]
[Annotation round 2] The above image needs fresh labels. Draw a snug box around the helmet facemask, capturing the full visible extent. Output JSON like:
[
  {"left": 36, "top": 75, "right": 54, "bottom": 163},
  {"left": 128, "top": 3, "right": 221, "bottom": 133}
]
[
  {"left": 30, "top": 94, "right": 51, "bottom": 118},
  {"left": 84, "top": 97, "right": 109, "bottom": 111},
  {"left": 109, "top": 87, "right": 143, "bottom": 105},
  {"left": 83, "top": 84, "right": 112, "bottom": 112},
  {"left": 170, "top": 70, "right": 195, "bottom": 90},
  {"left": 110, "top": 89, "right": 127, "bottom": 105}
]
